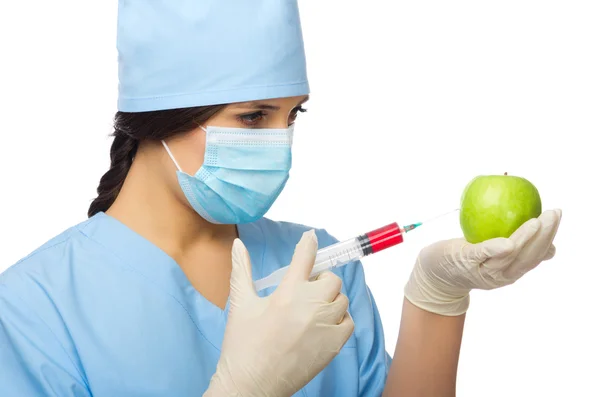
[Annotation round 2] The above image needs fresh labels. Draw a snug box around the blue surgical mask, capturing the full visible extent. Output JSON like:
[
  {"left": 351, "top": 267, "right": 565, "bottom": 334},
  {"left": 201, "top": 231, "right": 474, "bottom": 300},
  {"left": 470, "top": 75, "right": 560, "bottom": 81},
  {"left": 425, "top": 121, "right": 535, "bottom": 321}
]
[{"left": 162, "top": 125, "right": 294, "bottom": 224}]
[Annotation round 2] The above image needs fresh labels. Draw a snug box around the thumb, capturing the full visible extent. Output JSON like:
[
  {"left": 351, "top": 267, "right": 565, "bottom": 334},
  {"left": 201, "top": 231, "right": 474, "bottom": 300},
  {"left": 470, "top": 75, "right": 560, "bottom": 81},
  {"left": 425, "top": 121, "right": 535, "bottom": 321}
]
[
  {"left": 230, "top": 239, "right": 258, "bottom": 305},
  {"left": 280, "top": 229, "right": 319, "bottom": 286}
]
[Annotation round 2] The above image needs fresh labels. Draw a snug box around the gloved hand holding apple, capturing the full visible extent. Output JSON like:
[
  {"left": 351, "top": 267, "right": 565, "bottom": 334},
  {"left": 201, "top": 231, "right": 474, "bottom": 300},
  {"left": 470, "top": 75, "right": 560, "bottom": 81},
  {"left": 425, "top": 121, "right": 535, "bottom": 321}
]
[{"left": 404, "top": 173, "right": 561, "bottom": 316}]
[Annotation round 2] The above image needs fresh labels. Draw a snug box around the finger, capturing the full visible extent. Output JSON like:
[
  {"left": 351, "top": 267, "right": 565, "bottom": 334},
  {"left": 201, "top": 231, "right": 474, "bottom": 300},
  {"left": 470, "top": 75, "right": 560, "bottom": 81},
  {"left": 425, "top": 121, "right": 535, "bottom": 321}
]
[
  {"left": 504, "top": 210, "right": 561, "bottom": 278},
  {"left": 310, "top": 271, "right": 344, "bottom": 302},
  {"left": 508, "top": 217, "right": 542, "bottom": 254},
  {"left": 280, "top": 230, "right": 319, "bottom": 285},
  {"left": 230, "top": 239, "right": 258, "bottom": 304},
  {"left": 478, "top": 217, "right": 540, "bottom": 273},
  {"left": 319, "top": 311, "right": 356, "bottom": 356},
  {"left": 548, "top": 209, "right": 562, "bottom": 244},
  {"left": 469, "top": 218, "right": 540, "bottom": 263},
  {"left": 335, "top": 295, "right": 350, "bottom": 324},
  {"left": 543, "top": 244, "right": 556, "bottom": 261},
  {"left": 336, "top": 312, "right": 355, "bottom": 344},
  {"left": 516, "top": 210, "right": 560, "bottom": 262},
  {"left": 320, "top": 293, "right": 350, "bottom": 325},
  {"left": 472, "top": 237, "right": 515, "bottom": 263}
]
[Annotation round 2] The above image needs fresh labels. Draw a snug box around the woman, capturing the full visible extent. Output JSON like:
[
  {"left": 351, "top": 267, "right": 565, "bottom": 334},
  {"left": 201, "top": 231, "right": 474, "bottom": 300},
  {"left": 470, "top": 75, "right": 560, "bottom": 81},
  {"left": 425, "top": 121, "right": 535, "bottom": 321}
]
[{"left": 0, "top": 1, "right": 561, "bottom": 396}]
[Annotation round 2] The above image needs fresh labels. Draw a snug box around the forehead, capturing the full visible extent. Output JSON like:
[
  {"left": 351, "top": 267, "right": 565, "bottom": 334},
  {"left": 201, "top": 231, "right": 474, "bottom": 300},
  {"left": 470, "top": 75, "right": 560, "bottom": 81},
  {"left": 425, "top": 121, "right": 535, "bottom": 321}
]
[{"left": 228, "top": 95, "right": 309, "bottom": 110}]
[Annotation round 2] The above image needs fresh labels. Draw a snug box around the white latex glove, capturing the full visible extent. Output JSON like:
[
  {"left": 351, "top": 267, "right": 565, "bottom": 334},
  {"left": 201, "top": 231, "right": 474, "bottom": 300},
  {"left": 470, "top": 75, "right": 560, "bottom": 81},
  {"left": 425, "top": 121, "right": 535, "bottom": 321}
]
[
  {"left": 405, "top": 209, "right": 562, "bottom": 316},
  {"left": 204, "top": 230, "right": 355, "bottom": 397}
]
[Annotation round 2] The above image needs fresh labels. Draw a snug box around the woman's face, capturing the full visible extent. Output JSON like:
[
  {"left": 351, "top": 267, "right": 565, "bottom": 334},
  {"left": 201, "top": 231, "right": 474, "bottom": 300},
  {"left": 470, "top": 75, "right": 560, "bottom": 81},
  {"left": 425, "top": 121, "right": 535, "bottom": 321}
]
[
  {"left": 209, "top": 95, "right": 309, "bottom": 130},
  {"left": 160, "top": 95, "right": 308, "bottom": 204}
]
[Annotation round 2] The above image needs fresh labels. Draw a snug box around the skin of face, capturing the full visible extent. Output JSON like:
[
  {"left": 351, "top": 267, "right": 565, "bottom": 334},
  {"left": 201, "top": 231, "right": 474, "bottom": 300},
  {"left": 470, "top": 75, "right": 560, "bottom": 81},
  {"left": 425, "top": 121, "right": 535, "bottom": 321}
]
[{"left": 150, "top": 95, "right": 309, "bottom": 213}]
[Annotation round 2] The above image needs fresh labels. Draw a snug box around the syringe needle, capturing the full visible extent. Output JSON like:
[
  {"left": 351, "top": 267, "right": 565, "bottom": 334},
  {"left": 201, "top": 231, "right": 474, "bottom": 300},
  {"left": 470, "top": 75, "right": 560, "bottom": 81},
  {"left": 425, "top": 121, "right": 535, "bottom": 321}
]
[
  {"left": 421, "top": 208, "right": 460, "bottom": 224},
  {"left": 402, "top": 208, "right": 459, "bottom": 233}
]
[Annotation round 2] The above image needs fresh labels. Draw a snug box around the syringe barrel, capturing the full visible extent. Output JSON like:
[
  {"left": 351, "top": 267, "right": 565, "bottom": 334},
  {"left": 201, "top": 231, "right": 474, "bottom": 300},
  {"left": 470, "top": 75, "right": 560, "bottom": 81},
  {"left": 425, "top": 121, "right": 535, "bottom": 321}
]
[
  {"left": 362, "top": 222, "right": 404, "bottom": 254},
  {"left": 308, "top": 236, "right": 364, "bottom": 277},
  {"left": 252, "top": 236, "right": 363, "bottom": 292},
  {"left": 253, "top": 222, "right": 404, "bottom": 292}
]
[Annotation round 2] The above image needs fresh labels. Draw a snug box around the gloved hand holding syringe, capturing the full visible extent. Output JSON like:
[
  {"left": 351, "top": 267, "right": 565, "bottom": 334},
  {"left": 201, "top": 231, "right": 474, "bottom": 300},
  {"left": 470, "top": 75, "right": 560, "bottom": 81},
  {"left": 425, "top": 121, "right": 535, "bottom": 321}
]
[{"left": 254, "top": 209, "right": 458, "bottom": 291}]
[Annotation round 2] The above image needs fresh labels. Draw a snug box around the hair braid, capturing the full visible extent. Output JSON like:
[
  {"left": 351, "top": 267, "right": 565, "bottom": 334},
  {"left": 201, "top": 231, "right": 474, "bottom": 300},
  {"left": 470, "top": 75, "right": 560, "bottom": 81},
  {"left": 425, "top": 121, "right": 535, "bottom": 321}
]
[
  {"left": 87, "top": 128, "right": 138, "bottom": 217},
  {"left": 87, "top": 105, "right": 225, "bottom": 218}
]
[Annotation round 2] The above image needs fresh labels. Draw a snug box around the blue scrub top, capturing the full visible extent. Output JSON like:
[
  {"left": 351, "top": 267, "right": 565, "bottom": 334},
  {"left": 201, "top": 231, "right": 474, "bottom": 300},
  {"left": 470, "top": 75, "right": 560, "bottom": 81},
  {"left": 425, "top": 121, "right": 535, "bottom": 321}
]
[{"left": 0, "top": 213, "right": 391, "bottom": 396}]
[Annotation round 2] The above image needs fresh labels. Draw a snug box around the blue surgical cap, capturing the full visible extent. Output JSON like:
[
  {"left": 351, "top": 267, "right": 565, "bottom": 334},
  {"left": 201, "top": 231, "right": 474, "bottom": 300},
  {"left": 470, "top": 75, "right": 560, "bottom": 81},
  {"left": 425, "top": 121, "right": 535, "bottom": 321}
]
[{"left": 116, "top": 1, "right": 309, "bottom": 112}]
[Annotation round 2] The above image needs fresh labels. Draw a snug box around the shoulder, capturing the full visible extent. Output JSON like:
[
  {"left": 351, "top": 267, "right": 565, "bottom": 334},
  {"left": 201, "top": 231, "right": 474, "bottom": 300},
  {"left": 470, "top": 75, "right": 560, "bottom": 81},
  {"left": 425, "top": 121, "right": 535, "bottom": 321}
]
[
  {"left": 2, "top": 216, "right": 96, "bottom": 275},
  {"left": 0, "top": 215, "right": 101, "bottom": 305},
  {"left": 255, "top": 217, "right": 340, "bottom": 248},
  {"left": 0, "top": 215, "right": 117, "bottom": 369},
  {"left": 255, "top": 217, "right": 364, "bottom": 287},
  {"left": 0, "top": 219, "right": 100, "bottom": 378}
]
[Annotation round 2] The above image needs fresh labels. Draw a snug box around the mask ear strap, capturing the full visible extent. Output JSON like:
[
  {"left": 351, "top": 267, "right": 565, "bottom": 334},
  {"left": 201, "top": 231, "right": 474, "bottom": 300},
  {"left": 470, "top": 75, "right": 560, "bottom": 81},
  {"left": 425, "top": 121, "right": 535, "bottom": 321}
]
[{"left": 161, "top": 140, "right": 183, "bottom": 172}]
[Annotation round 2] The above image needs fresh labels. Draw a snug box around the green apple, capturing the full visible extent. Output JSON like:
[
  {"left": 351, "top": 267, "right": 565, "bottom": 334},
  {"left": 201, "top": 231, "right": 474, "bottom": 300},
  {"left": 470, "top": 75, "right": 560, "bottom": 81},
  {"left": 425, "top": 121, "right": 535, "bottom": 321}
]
[{"left": 459, "top": 173, "right": 542, "bottom": 244}]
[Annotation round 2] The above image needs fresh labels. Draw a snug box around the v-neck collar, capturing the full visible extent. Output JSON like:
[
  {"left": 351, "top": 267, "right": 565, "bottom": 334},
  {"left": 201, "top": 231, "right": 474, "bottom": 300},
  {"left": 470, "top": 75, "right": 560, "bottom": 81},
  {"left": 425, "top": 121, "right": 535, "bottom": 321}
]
[{"left": 79, "top": 212, "right": 266, "bottom": 349}]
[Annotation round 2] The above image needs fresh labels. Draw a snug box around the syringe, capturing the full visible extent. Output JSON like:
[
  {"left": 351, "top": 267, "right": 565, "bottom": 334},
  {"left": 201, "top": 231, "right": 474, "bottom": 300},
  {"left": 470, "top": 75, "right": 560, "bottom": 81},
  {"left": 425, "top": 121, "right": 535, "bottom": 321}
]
[{"left": 253, "top": 222, "right": 422, "bottom": 292}]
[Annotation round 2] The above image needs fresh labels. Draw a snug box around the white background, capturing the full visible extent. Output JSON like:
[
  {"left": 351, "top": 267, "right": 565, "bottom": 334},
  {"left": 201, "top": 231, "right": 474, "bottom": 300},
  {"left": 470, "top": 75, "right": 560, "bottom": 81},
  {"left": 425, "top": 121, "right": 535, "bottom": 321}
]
[{"left": 1, "top": 1, "right": 599, "bottom": 396}]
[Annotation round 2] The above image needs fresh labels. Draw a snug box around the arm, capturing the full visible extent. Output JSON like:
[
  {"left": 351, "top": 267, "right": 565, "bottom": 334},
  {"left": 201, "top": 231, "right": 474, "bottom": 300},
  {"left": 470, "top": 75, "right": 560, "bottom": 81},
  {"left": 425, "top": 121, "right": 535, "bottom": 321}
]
[
  {"left": 0, "top": 284, "right": 91, "bottom": 397},
  {"left": 384, "top": 209, "right": 560, "bottom": 396},
  {"left": 383, "top": 298, "right": 465, "bottom": 397}
]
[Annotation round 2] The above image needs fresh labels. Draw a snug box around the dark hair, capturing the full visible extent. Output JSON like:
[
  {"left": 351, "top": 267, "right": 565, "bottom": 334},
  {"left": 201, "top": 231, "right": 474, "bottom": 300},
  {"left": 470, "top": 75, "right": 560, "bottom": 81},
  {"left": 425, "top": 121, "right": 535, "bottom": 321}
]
[{"left": 88, "top": 106, "right": 225, "bottom": 217}]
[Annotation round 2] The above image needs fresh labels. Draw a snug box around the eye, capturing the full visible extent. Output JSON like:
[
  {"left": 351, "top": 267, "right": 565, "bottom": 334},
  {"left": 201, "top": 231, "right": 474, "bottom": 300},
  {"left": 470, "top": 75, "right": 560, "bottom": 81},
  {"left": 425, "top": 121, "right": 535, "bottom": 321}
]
[
  {"left": 237, "top": 111, "right": 267, "bottom": 127},
  {"left": 289, "top": 106, "right": 307, "bottom": 124}
]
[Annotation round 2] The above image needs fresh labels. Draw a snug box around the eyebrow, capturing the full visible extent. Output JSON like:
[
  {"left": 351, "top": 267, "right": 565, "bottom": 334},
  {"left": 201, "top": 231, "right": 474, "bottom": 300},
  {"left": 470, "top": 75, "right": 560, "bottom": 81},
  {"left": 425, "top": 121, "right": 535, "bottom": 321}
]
[{"left": 230, "top": 96, "right": 309, "bottom": 111}]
